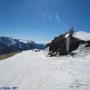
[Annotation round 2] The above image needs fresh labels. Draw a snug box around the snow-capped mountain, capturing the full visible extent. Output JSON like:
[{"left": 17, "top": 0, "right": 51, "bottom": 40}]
[
  {"left": 0, "top": 31, "right": 90, "bottom": 90},
  {"left": 0, "top": 37, "right": 45, "bottom": 54}
]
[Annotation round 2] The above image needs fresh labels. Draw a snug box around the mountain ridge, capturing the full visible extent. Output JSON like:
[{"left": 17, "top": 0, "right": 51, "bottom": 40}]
[{"left": 0, "top": 37, "right": 45, "bottom": 55}]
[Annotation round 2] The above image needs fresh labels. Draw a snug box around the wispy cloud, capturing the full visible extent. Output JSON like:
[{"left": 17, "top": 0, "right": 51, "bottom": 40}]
[{"left": 55, "top": 12, "right": 60, "bottom": 25}]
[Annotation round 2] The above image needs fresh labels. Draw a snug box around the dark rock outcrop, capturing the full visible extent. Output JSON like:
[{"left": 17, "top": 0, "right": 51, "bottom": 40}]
[
  {"left": 86, "top": 41, "right": 90, "bottom": 47},
  {"left": 46, "top": 29, "right": 88, "bottom": 56}
]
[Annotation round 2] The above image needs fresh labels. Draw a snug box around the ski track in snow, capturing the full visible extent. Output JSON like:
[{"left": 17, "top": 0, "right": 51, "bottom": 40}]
[{"left": 0, "top": 50, "right": 90, "bottom": 90}]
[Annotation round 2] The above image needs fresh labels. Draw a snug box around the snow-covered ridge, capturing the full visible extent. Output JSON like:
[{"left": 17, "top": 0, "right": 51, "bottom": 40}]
[
  {"left": 73, "top": 31, "right": 90, "bottom": 41},
  {"left": 0, "top": 37, "right": 35, "bottom": 45},
  {"left": 0, "top": 37, "right": 45, "bottom": 54},
  {"left": 0, "top": 36, "right": 44, "bottom": 46},
  {"left": 19, "top": 39, "right": 35, "bottom": 44}
]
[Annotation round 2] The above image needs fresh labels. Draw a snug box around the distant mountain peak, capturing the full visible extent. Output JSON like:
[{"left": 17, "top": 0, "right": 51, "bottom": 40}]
[{"left": 0, "top": 37, "right": 45, "bottom": 55}]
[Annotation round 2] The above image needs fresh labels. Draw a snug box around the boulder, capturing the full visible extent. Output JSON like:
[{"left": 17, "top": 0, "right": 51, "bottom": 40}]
[
  {"left": 46, "top": 29, "right": 87, "bottom": 56},
  {"left": 86, "top": 41, "right": 90, "bottom": 47}
]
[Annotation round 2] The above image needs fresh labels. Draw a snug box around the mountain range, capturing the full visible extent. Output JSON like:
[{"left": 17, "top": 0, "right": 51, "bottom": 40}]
[{"left": 0, "top": 37, "right": 45, "bottom": 54}]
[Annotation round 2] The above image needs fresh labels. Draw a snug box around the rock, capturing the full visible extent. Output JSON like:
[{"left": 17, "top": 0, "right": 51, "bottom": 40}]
[
  {"left": 46, "top": 29, "right": 87, "bottom": 56},
  {"left": 86, "top": 41, "right": 90, "bottom": 47}
]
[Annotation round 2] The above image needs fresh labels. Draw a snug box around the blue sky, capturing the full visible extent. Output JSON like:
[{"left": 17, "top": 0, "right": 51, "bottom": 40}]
[{"left": 0, "top": 0, "right": 90, "bottom": 43}]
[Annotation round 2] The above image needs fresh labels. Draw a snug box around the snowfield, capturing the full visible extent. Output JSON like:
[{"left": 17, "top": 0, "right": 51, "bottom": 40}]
[
  {"left": 73, "top": 31, "right": 90, "bottom": 41},
  {"left": 0, "top": 50, "right": 90, "bottom": 90}
]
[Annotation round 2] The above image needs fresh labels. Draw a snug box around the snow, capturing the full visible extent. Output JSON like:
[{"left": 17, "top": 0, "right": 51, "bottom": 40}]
[
  {"left": 73, "top": 31, "right": 90, "bottom": 41},
  {"left": 65, "top": 33, "right": 69, "bottom": 38},
  {"left": 19, "top": 39, "right": 34, "bottom": 44},
  {"left": 19, "top": 39, "right": 28, "bottom": 44},
  {"left": 0, "top": 49, "right": 90, "bottom": 90}
]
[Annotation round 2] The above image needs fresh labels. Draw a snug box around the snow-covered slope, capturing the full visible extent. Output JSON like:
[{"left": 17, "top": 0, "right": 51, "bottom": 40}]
[
  {"left": 73, "top": 31, "right": 90, "bottom": 41},
  {"left": 0, "top": 50, "right": 90, "bottom": 90}
]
